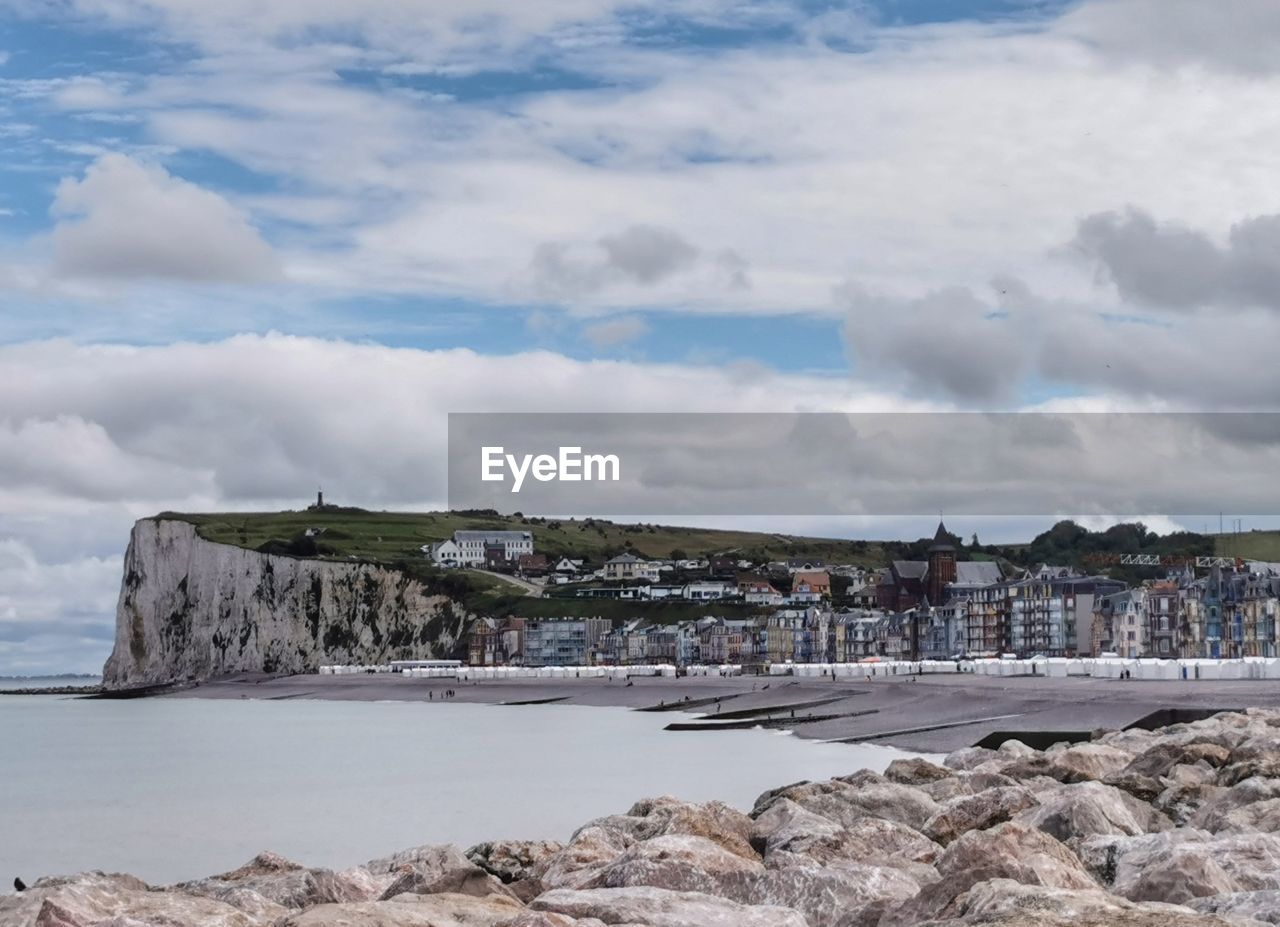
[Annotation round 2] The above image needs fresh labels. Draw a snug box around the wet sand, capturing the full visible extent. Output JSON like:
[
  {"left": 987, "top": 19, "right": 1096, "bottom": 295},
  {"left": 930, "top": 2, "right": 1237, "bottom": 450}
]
[{"left": 170, "top": 671, "right": 1280, "bottom": 753}]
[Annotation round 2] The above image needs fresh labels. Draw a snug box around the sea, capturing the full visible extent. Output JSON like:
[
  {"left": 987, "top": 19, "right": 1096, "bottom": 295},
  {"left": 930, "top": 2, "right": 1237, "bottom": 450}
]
[{"left": 0, "top": 691, "right": 930, "bottom": 886}]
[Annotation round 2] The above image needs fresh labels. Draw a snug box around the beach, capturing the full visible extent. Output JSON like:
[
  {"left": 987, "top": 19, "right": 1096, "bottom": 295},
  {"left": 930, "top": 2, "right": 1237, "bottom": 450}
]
[{"left": 169, "top": 671, "right": 1280, "bottom": 753}]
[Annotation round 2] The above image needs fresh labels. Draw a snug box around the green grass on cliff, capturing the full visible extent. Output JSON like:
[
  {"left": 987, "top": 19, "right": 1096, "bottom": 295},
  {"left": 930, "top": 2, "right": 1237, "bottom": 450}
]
[
  {"left": 154, "top": 508, "right": 875, "bottom": 623},
  {"left": 160, "top": 509, "right": 882, "bottom": 568},
  {"left": 1214, "top": 530, "right": 1280, "bottom": 562}
]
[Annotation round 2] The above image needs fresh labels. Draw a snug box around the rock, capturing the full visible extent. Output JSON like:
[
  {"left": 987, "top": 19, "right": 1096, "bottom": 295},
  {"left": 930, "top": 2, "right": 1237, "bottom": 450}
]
[
  {"left": 914, "top": 877, "right": 1250, "bottom": 925},
  {"left": 1191, "top": 889, "right": 1280, "bottom": 925},
  {"left": 922, "top": 786, "right": 1040, "bottom": 846},
  {"left": 1122, "top": 742, "right": 1231, "bottom": 779},
  {"left": 176, "top": 851, "right": 381, "bottom": 910},
  {"left": 1192, "top": 778, "right": 1280, "bottom": 833},
  {"left": 534, "top": 826, "right": 633, "bottom": 890},
  {"left": 530, "top": 886, "right": 808, "bottom": 927},
  {"left": 467, "top": 840, "right": 564, "bottom": 885},
  {"left": 752, "top": 797, "right": 939, "bottom": 889},
  {"left": 587, "top": 830, "right": 920, "bottom": 927},
  {"left": 736, "top": 863, "right": 919, "bottom": 927},
  {"left": 1221, "top": 739, "right": 1280, "bottom": 786},
  {"left": 1101, "top": 771, "right": 1165, "bottom": 804},
  {"left": 1156, "top": 781, "right": 1227, "bottom": 826},
  {"left": 576, "top": 797, "right": 757, "bottom": 862},
  {"left": 377, "top": 866, "right": 520, "bottom": 902},
  {"left": 933, "top": 876, "right": 1234, "bottom": 925},
  {"left": 0, "top": 873, "right": 263, "bottom": 927},
  {"left": 938, "top": 821, "right": 1096, "bottom": 888},
  {"left": 752, "top": 777, "right": 938, "bottom": 832},
  {"left": 596, "top": 834, "right": 764, "bottom": 894},
  {"left": 943, "top": 747, "right": 1000, "bottom": 772},
  {"left": 921, "top": 772, "right": 1019, "bottom": 803},
  {"left": 365, "top": 844, "right": 476, "bottom": 881},
  {"left": 503, "top": 914, "right": 607, "bottom": 927},
  {"left": 880, "top": 821, "right": 1097, "bottom": 926},
  {"left": 885, "top": 757, "right": 954, "bottom": 785},
  {"left": 751, "top": 798, "right": 844, "bottom": 854},
  {"left": 1080, "top": 829, "right": 1280, "bottom": 904},
  {"left": 278, "top": 892, "right": 524, "bottom": 926},
  {"left": 1015, "top": 781, "right": 1172, "bottom": 843},
  {"left": 1003, "top": 743, "right": 1133, "bottom": 784},
  {"left": 0, "top": 874, "right": 150, "bottom": 927}
]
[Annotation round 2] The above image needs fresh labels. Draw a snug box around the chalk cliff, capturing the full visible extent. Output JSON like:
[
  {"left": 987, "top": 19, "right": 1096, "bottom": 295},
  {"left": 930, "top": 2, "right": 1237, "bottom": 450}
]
[{"left": 103, "top": 519, "right": 472, "bottom": 689}]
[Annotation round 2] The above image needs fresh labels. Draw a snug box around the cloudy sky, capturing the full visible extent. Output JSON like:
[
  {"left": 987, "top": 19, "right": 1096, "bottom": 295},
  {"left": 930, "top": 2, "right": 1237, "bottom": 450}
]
[{"left": 2, "top": 0, "right": 1279, "bottom": 673}]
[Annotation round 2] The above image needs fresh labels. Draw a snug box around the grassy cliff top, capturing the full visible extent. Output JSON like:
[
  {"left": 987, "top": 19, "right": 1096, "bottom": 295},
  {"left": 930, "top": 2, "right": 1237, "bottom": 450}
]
[{"left": 158, "top": 508, "right": 885, "bottom": 568}]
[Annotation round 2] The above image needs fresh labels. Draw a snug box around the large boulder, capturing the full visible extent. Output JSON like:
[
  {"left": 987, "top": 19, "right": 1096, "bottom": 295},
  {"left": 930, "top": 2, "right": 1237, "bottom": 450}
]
[
  {"left": 1192, "top": 778, "right": 1280, "bottom": 833},
  {"left": 752, "top": 775, "right": 939, "bottom": 832},
  {"left": 467, "top": 840, "right": 564, "bottom": 885},
  {"left": 1015, "top": 781, "right": 1172, "bottom": 843},
  {"left": 1079, "top": 829, "right": 1280, "bottom": 904},
  {"left": 1190, "top": 889, "right": 1280, "bottom": 925},
  {"left": 530, "top": 886, "right": 809, "bottom": 927},
  {"left": 922, "top": 772, "right": 1020, "bottom": 803},
  {"left": 927, "top": 876, "right": 1241, "bottom": 926},
  {"left": 1122, "top": 741, "right": 1231, "bottom": 779},
  {"left": 578, "top": 797, "right": 757, "bottom": 861},
  {"left": 752, "top": 799, "right": 939, "bottom": 871},
  {"left": 377, "top": 865, "right": 521, "bottom": 902},
  {"left": 278, "top": 892, "right": 525, "bottom": 926},
  {"left": 942, "top": 747, "right": 1000, "bottom": 772},
  {"left": 596, "top": 834, "right": 764, "bottom": 894},
  {"left": 0, "top": 874, "right": 263, "bottom": 927},
  {"left": 533, "top": 826, "right": 633, "bottom": 891},
  {"left": 879, "top": 821, "right": 1096, "bottom": 926},
  {"left": 365, "top": 844, "right": 477, "bottom": 884},
  {"left": 1156, "top": 781, "right": 1227, "bottom": 826},
  {"left": 734, "top": 862, "right": 920, "bottom": 927},
  {"left": 0, "top": 873, "right": 151, "bottom": 927},
  {"left": 1002, "top": 743, "right": 1134, "bottom": 784},
  {"left": 1220, "top": 739, "right": 1280, "bottom": 786},
  {"left": 922, "top": 786, "right": 1040, "bottom": 846},
  {"left": 885, "top": 757, "right": 954, "bottom": 785},
  {"left": 176, "top": 851, "right": 381, "bottom": 911}
]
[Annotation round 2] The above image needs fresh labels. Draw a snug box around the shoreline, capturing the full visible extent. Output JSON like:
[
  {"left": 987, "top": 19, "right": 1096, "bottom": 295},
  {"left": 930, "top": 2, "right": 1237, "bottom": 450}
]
[
  {"left": 164, "top": 671, "right": 1280, "bottom": 753},
  {"left": 6, "top": 706, "right": 1279, "bottom": 927}
]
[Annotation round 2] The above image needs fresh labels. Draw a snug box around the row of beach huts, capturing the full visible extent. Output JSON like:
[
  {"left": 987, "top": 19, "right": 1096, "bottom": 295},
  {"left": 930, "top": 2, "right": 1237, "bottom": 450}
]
[{"left": 316, "top": 656, "right": 1280, "bottom": 681}]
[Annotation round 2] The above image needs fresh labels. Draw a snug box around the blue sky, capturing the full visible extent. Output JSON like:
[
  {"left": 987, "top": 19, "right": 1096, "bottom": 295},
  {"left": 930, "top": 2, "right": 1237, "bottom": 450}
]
[{"left": 3, "top": 0, "right": 1280, "bottom": 672}]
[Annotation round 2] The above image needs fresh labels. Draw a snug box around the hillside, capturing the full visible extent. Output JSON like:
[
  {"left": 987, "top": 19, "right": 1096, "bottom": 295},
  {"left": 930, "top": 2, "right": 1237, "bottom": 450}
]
[
  {"left": 1214, "top": 529, "right": 1280, "bottom": 562},
  {"left": 161, "top": 509, "right": 889, "bottom": 569}
]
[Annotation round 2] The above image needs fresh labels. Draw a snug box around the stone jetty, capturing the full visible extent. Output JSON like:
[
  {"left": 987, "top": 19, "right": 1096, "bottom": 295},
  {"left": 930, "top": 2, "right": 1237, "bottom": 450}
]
[{"left": 9, "top": 708, "right": 1280, "bottom": 926}]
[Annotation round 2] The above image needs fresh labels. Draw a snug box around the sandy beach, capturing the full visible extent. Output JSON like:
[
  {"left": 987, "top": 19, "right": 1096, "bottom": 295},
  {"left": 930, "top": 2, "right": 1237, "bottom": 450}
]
[{"left": 169, "top": 671, "right": 1280, "bottom": 753}]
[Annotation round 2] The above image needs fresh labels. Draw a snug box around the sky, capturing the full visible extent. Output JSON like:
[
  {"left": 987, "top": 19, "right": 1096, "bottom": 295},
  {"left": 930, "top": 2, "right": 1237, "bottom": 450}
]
[{"left": 2, "top": 0, "right": 1280, "bottom": 673}]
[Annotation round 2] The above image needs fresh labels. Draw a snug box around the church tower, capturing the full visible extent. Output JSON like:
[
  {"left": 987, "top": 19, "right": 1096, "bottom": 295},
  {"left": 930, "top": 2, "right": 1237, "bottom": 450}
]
[{"left": 926, "top": 520, "right": 957, "bottom": 606}]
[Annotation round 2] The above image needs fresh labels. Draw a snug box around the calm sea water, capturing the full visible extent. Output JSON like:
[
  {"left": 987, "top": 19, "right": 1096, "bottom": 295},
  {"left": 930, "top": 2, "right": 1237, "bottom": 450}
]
[
  {"left": 0, "top": 696, "right": 929, "bottom": 886},
  {"left": 0, "top": 676, "right": 101, "bottom": 690}
]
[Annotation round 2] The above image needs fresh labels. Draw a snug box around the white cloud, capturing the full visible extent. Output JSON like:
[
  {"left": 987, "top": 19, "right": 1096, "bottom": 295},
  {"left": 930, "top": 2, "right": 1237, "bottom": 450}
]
[
  {"left": 50, "top": 153, "right": 280, "bottom": 282},
  {"left": 0, "top": 333, "right": 924, "bottom": 673},
  {"left": 1059, "top": 0, "right": 1280, "bottom": 75}
]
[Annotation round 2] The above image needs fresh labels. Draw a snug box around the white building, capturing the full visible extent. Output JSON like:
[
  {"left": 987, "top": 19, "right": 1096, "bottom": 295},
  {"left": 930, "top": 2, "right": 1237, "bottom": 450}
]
[
  {"left": 428, "top": 530, "right": 534, "bottom": 566},
  {"left": 683, "top": 581, "right": 735, "bottom": 601},
  {"left": 424, "top": 539, "right": 462, "bottom": 565}
]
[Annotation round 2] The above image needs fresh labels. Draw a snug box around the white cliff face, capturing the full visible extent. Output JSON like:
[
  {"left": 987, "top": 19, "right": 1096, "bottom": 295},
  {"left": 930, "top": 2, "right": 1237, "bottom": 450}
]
[{"left": 103, "top": 519, "right": 472, "bottom": 689}]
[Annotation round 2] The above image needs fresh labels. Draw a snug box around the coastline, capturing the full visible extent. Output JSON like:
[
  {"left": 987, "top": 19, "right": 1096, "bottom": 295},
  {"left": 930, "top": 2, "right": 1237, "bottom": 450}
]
[
  {"left": 7, "top": 706, "right": 1280, "bottom": 927},
  {"left": 165, "top": 671, "right": 1280, "bottom": 753}
]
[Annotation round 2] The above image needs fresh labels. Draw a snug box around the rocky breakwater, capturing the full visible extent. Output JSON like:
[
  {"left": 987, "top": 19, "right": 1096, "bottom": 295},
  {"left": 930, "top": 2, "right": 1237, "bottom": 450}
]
[
  {"left": 103, "top": 518, "right": 472, "bottom": 689},
  {"left": 13, "top": 708, "right": 1280, "bottom": 925}
]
